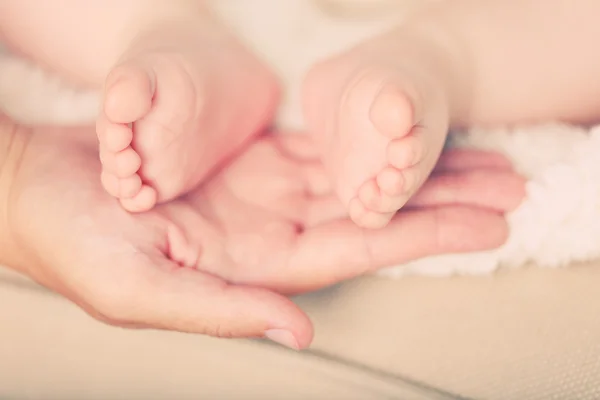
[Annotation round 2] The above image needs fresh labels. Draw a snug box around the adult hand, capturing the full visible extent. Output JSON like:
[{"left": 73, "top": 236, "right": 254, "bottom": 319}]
[{"left": 3, "top": 122, "right": 525, "bottom": 349}]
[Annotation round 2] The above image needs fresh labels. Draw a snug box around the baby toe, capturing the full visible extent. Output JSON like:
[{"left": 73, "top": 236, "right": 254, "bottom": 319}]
[
  {"left": 119, "top": 185, "right": 157, "bottom": 213},
  {"left": 348, "top": 197, "right": 394, "bottom": 229},
  {"left": 370, "top": 85, "right": 416, "bottom": 138},
  {"left": 118, "top": 175, "right": 144, "bottom": 199},
  {"left": 100, "top": 147, "right": 141, "bottom": 178},
  {"left": 100, "top": 171, "right": 143, "bottom": 200},
  {"left": 97, "top": 117, "right": 133, "bottom": 153},
  {"left": 376, "top": 166, "right": 405, "bottom": 197},
  {"left": 100, "top": 171, "right": 121, "bottom": 198},
  {"left": 387, "top": 134, "right": 423, "bottom": 170},
  {"left": 356, "top": 179, "right": 381, "bottom": 210},
  {"left": 358, "top": 177, "right": 409, "bottom": 213}
]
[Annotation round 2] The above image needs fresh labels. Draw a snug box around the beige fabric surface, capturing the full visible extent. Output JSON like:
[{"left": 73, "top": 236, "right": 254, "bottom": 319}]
[
  {"left": 2, "top": 261, "right": 600, "bottom": 399},
  {"left": 305, "top": 263, "right": 600, "bottom": 399}
]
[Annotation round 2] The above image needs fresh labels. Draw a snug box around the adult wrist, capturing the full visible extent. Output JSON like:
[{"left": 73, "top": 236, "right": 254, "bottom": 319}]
[{"left": 0, "top": 115, "right": 31, "bottom": 271}]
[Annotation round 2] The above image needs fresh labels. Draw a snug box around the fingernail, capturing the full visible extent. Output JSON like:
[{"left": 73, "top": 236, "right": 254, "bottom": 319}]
[{"left": 264, "top": 329, "right": 300, "bottom": 350}]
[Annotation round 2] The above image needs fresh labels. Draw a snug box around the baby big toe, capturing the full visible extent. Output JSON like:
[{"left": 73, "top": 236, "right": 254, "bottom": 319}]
[
  {"left": 104, "top": 63, "right": 154, "bottom": 124},
  {"left": 369, "top": 85, "right": 416, "bottom": 138}
]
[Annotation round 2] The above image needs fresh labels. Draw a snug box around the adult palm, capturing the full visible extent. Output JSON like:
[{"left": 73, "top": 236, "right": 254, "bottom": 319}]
[{"left": 5, "top": 124, "right": 524, "bottom": 349}]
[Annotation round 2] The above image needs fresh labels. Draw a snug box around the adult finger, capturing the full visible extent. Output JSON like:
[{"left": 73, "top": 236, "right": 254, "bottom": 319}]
[
  {"left": 303, "top": 194, "right": 347, "bottom": 226},
  {"left": 434, "top": 148, "right": 514, "bottom": 173},
  {"left": 272, "top": 133, "right": 321, "bottom": 161},
  {"left": 409, "top": 169, "right": 527, "bottom": 212},
  {"left": 79, "top": 252, "right": 313, "bottom": 350},
  {"left": 232, "top": 206, "right": 509, "bottom": 294},
  {"left": 303, "top": 168, "right": 526, "bottom": 227}
]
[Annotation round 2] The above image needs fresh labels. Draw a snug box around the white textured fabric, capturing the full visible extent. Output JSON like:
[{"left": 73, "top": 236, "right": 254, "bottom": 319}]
[{"left": 383, "top": 124, "right": 600, "bottom": 278}]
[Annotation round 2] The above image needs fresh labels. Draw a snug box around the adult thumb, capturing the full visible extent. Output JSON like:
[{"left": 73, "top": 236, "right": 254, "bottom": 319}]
[{"left": 80, "top": 252, "right": 313, "bottom": 350}]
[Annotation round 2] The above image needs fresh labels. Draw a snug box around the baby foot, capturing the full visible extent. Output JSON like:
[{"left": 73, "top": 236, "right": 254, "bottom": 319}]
[
  {"left": 97, "top": 27, "right": 278, "bottom": 212},
  {"left": 303, "top": 37, "right": 450, "bottom": 229}
]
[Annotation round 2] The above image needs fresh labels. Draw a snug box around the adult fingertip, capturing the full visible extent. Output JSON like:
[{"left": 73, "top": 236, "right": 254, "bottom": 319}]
[
  {"left": 436, "top": 148, "right": 515, "bottom": 172},
  {"left": 264, "top": 300, "right": 314, "bottom": 350},
  {"left": 479, "top": 213, "right": 510, "bottom": 249},
  {"left": 410, "top": 169, "right": 528, "bottom": 213},
  {"left": 437, "top": 207, "right": 509, "bottom": 252},
  {"left": 265, "top": 329, "right": 302, "bottom": 350},
  {"left": 130, "top": 264, "right": 316, "bottom": 346},
  {"left": 214, "top": 285, "right": 314, "bottom": 349},
  {"left": 504, "top": 174, "right": 528, "bottom": 211}
]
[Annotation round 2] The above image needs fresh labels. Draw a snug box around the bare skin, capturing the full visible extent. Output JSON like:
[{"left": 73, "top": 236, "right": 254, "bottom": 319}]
[
  {"left": 0, "top": 0, "right": 279, "bottom": 212},
  {"left": 303, "top": 0, "right": 600, "bottom": 229},
  {"left": 0, "top": 116, "right": 525, "bottom": 348}
]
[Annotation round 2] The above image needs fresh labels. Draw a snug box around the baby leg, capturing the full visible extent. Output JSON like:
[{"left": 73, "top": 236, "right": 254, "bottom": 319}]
[
  {"left": 303, "top": 0, "right": 600, "bottom": 229},
  {"left": 0, "top": 0, "right": 279, "bottom": 212}
]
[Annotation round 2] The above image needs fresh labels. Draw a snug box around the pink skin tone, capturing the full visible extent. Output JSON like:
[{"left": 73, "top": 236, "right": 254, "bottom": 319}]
[
  {"left": 1, "top": 118, "right": 525, "bottom": 349},
  {"left": 1, "top": 0, "right": 599, "bottom": 230},
  {"left": 304, "top": 0, "right": 600, "bottom": 229},
  {"left": 0, "top": 0, "right": 278, "bottom": 212},
  {"left": 304, "top": 59, "right": 449, "bottom": 229}
]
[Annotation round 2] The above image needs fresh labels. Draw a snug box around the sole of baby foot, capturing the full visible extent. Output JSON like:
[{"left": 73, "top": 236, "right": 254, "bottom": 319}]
[
  {"left": 97, "top": 43, "right": 279, "bottom": 213},
  {"left": 304, "top": 63, "right": 449, "bottom": 229}
]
